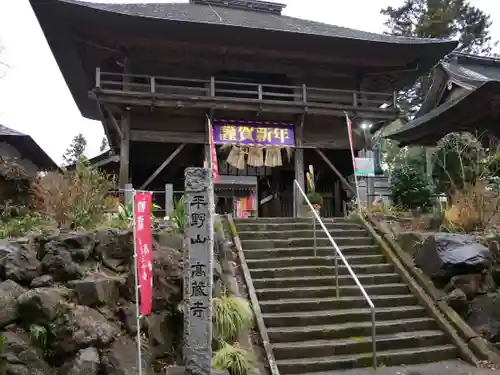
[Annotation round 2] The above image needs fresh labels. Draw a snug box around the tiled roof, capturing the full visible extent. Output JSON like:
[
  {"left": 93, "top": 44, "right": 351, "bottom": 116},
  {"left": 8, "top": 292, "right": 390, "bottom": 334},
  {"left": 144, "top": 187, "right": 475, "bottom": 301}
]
[
  {"left": 0, "top": 124, "right": 25, "bottom": 137},
  {"left": 61, "top": 0, "right": 454, "bottom": 44}
]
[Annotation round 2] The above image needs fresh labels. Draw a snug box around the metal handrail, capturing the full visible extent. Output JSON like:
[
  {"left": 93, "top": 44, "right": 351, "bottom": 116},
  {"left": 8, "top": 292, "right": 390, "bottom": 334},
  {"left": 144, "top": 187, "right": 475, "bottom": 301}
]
[{"left": 293, "top": 179, "right": 377, "bottom": 369}]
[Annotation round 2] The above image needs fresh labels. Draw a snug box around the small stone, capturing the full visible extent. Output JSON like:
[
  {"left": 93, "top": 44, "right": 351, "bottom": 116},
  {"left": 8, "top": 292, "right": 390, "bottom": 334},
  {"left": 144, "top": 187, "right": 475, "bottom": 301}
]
[
  {"left": 44, "top": 232, "right": 95, "bottom": 263},
  {"left": 58, "top": 347, "right": 100, "bottom": 375},
  {"left": 2, "top": 331, "right": 51, "bottom": 375},
  {"left": 18, "top": 287, "right": 68, "bottom": 325},
  {"left": 52, "top": 305, "right": 120, "bottom": 354},
  {"left": 67, "top": 275, "right": 122, "bottom": 306},
  {"left": 101, "top": 335, "right": 151, "bottom": 375},
  {"left": 0, "top": 280, "right": 25, "bottom": 327},
  {"left": 41, "top": 247, "right": 83, "bottom": 282},
  {"left": 30, "top": 275, "right": 54, "bottom": 288},
  {"left": 0, "top": 241, "right": 42, "bottom": 284}
]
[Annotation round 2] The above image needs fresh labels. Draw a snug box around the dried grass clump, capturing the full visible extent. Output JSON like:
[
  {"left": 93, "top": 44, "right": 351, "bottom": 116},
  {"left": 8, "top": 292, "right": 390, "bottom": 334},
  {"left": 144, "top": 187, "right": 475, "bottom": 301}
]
[
  {"left": 31, "top": 158, "right": 116, "bottom": 230},
  {"left": 444, "top": 181, "right": 500, "bottom": 233}
]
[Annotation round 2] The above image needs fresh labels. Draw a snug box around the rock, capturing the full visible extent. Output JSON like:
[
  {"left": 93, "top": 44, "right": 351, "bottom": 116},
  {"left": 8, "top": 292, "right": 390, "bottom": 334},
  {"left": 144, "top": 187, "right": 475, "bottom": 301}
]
[
  {"left": 1, "top": 331, "right": 52, "bottom": 375},
  {"left": 58, "top": 347, "right": 100, "bottom": 375},
  {"left": 30, "top": 275, "right": 54, "bottom": 288},
  {"left": 414, "top": 233, "right": 492, "bottom": 282},
  {"left": 488, "top": 240, "right": 500, "bottom": 265},
  {"left": 146, "top": 312, "right": 177, "bottom": 349},
  {"left": 44, "top": 232, "right": 95, "bottom": 263},
  {"left": 465, "top": 293, "right": 500, "bottom": 342},
  {"left": 0, "top": 280, "right": 25, "bottom": 327},
  {"left": 68, "top": 275, "right": 122, "bottom": 306},
  {"left": 444, "top": 288, "right": 468, "bottom": 311},
  {"left": 0, "top": 241, "right": 42, "bottom": 284},
  {"left": 155, "top": 232, "right": 183, "bottom": 250},
  {"left": 41, "top": 247, "right": 83, "bottom": 282},
  {"left": 444, "top": 272, "right": 496, "bottom": 299},
  {"left": 51, "top": 305, "right": 120, "bottom": 354},
  {"left": 118, "top": 302, "right": 139, "bottom": 335},
  {"left": 101, "top": 335, "right": 152, "bottom": 375},
  {"left": 94, "top": 229, "right": 134, "bottom": 267},
  {"left": 123, "top": 245, "right": 182, "bottom": 310},
  {"left": 18, "top": 287, "right": 69, "bottom": 325},
  {"left": 396, "top": 231, "right": 428, "bottom": 265}
]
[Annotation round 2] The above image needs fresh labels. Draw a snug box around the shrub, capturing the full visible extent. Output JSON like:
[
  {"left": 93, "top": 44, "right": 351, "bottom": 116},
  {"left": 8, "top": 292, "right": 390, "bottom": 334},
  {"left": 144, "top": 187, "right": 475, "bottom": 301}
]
[
  {"left": 169, "top": 196, "right": 186, "bottom": 234},
  {"left": 306, "top": 192, "right": 323, "bottom": 206},
  {"left": 213, "top": 293, "right": 253, "bottom": 344},
  {"left": 0, "top": 214, "right": 54, "bottom": 239},
  {"left": 212, "top": 342, "right": 254, "bottom": 375},
  {"left": 390, "top": 164, "right": 432, "bottom": 210},
  {"left": 32, "top": 158, "right": 115, "bottom": 230}
]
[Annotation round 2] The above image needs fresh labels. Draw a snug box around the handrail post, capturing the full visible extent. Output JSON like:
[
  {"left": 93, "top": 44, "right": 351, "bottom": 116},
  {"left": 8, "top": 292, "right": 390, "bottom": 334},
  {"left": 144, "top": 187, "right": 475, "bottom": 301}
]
[
  {"left": 372, "top": 307, "right": 377, "bottom": 369},
  {"left": 95, "top": 67, "right": 101, "bottom": 88},
  {"left": 334, "top": 252, "right": 339, "bottom": 298},
  {"left": 313, "top": 215, "right": 317, "bottom": 257},
  {"left": 150, "top": 76, "right": 156, "bottom": 94}
]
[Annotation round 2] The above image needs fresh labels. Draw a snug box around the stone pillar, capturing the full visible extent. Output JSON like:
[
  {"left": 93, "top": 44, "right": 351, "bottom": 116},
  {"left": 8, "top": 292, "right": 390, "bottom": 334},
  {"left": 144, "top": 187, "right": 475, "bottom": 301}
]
[{"left": 183, "top": 167, "right": 214, "bottom": 375}]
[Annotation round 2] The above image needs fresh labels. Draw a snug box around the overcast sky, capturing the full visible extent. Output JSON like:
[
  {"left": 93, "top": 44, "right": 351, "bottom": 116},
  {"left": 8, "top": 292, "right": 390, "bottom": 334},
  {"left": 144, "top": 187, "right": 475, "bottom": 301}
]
[{"left": 0, "top": 0, "right": 499, "bottom": 165}]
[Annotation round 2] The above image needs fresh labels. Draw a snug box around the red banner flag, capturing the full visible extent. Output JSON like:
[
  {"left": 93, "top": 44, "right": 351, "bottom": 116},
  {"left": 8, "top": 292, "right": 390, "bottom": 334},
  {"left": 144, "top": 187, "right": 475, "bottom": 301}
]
[
  {"left": 208, "top": 118, "right": 220, "bottom": 181},
  {"left": 345, "top": 112, "right": 357, "bottom": 171},
  {"left": 133, "top": 191, "right": 153, "bottom": 317}
]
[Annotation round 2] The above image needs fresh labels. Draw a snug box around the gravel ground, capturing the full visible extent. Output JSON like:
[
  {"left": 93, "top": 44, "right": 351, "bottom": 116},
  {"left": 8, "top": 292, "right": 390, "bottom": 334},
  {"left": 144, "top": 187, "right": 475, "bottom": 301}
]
[{"left": 300, "top": 360, "right": 500, "bottom": 375}]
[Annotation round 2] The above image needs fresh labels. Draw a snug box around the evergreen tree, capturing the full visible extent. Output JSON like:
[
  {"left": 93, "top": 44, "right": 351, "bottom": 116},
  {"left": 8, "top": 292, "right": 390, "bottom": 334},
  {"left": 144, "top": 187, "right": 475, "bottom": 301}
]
[
  {"left": 62, "top": 133, "right": 87, "bottom": 165},
  {"left": 99, "top": 137, "right": 109, "bottom": 152},
  {"left": 380, "top": 0, "right": 496, "bottom": 172},
  {"left": 382, "top": 0, "right": 496, "bottom": 114}
]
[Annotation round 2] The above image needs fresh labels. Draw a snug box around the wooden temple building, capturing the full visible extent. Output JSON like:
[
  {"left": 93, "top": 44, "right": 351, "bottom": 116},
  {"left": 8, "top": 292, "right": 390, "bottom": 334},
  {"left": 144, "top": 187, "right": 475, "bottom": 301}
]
[
  {"left": 387, "top": 53, "right": 500, "bottom": 146},
  {"left": 30, "top": 0, "right": 457, "bottom": 217}
]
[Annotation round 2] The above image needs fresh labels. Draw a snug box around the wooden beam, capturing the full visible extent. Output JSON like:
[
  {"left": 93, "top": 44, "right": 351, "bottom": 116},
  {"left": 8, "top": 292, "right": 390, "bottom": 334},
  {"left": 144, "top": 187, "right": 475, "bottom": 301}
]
[
  {"left": 119, "top": 112, "right": 131, "bottom": 189},
  {"left": 131, "top": 129, "right": 204, "bottom": 144},
  {"left": 315, "top": 149, "right": 356, "bottom": 196},
  {"left": 140, "top": 144, "right": 186, "bottom": 189},
  {"left": 104, "top": 106, "right": 123, "bottom": 139},
  {"left": 294, "top": 114, "right": 305, "bottom": 217}
]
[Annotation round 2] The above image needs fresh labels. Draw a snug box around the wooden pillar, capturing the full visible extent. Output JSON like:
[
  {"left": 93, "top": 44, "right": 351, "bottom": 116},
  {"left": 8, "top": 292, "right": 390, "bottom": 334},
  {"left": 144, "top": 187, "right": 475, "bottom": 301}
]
[
  {"left": 119, "top": 111, "right": 131, "bottom": 190},
  {"left": 165, "top": 184, "right": 174, "bottom": 216},
  {"left": 294, "top": 115, "right": 305, "bottom": 217},
  {"left": 334, "top": 180, "right": 342, "bottom": 217}
]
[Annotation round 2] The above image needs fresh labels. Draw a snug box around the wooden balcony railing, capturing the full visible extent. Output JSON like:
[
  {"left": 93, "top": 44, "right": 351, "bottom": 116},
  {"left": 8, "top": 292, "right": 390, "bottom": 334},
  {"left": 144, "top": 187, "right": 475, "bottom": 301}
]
[{"left": 94, "top": 68, "right": 398, "bottom": 117}]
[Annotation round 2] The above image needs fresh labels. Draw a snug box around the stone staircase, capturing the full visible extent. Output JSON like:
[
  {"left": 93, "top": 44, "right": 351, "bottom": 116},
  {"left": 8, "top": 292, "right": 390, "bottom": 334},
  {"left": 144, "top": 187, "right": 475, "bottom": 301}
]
[{"left": 236, "top": 217, "right": 459, "bottom": 374}]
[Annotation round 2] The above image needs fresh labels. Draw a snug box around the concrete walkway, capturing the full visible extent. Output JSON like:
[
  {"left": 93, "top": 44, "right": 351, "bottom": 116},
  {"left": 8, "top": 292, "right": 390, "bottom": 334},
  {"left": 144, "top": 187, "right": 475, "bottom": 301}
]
[{"left": 301, "top": 360, "right": 499, "bottom": 375}]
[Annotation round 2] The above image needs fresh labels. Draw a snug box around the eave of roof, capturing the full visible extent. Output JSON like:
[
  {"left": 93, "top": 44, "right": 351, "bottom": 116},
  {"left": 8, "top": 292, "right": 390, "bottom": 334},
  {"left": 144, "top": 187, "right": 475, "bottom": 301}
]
[
  {"left": 59, "top": 0, "right": 457, "bottom": 45},
  {"left": 385, "top": 80, "right": 500, "bottom": 146},
  {"left": 30, "top": 0, "right": 458, "bottom": 121},
  {"left": 0, "top": 124, "right": 59, "bottom": 171}
]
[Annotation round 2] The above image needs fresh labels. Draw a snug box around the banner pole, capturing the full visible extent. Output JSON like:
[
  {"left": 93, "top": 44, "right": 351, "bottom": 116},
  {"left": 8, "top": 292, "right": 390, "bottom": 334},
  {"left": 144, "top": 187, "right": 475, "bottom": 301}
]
[
  {"left": 344, "top": 112, "right": 362, "bottom": 211},
  {"left": 132, "top": 189, "right": 143, "bottom": 375}
]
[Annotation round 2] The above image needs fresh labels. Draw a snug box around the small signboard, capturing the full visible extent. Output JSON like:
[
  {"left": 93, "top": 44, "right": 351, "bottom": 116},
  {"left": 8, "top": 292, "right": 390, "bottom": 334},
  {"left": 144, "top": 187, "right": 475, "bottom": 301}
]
[{"left": 355, "top": 157, "right": 375, "bottom": 177}]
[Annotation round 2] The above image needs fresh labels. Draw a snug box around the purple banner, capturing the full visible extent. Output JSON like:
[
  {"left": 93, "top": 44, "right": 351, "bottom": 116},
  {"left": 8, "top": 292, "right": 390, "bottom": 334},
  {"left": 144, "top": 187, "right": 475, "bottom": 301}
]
[{"left": 213, "top": 120, "right": 295, "bottom": 147}]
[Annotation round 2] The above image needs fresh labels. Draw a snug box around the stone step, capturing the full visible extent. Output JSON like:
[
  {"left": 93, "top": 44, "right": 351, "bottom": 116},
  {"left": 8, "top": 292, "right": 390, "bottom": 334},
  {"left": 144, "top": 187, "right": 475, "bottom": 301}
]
[
  {"left": 262, "top": 305, "right": 427, "bottom": 327},
  {"left": 253, "top": 273, "right": 402, "bottom": 289},
  {"left": 259, "top": 294, "right": 417, "bottom": 313},
  {"left": 236, "top": 217, "right": 342, "bottom": 224},
  {"left": 247, "top": 254, "right": 386, "bottom": 268},
  {"left": 272, "top": 330, "right": 448, "bottom": 360},
  {"left": 267, "top": 317, "right": 437, "bottom": 343},
  {"left": 256, "top": 283, "right": 409, "bottom": 300},
  {"left": 276, "top": 345, "right": 458, "bottom": 374},
  {"left": 236, "top": 221, "right": 364, "bottom": 232},
  {"left": 244, "top": 245, "right": 381, "bottom": 259},
  {"left": 238, "top": 229, "right": 369, "bottom": 240},
  {"left": 241, "top": 237, "right": 373, "bottom": 249},
  {"left": 250, "top": 264, "right": 394, "bottom": 279}
]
